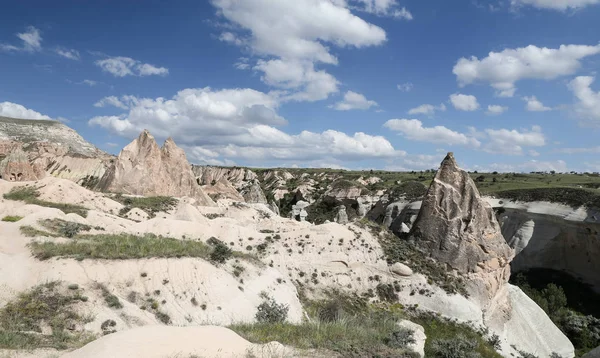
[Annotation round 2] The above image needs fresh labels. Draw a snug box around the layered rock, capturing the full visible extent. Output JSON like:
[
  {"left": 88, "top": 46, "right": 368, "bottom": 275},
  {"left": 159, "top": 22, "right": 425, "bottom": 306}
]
[
  {"left": 97, "top": 130, "right": 214, "bottom": 206},
  {"left": 0, "top": 149, "right": 45, "bottom": 181},
  {"left": 410, "top": 152, "right": 514, "bottom": 307},
  {"left": 192, "top": 165, "right": 257, "bottom": 189},
  {"left": 202, "top": 178, "right": 245, "bottom": 202}
]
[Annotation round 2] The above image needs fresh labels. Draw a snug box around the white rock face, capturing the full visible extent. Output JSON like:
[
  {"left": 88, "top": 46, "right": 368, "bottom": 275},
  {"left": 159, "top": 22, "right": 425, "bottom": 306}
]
[
  {"left": 396, "top": 320, "right": 426, "bottom": 357},
  {"left": 290, "top": 200, "right": 310, "bottom": 221},
  {"left": 334, "top": 205, "right": 349, "bottom": 224}
]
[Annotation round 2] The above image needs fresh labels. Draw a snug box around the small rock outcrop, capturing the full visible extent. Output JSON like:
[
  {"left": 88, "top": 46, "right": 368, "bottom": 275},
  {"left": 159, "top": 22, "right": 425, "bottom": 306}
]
[
  {"left": 334, "top": 205, "right": 349, "bottom": 224},
  {"left": 241, "top": 182, "right": 268, "bottom": 204},
  {"left": 396, "top": 320, "right": 426, "bottom": 357},
  {"left": 390, "top": 262, "right": 413, "bottom": 277},
  {"left": 290, "top": 200, "right": 309, "bottom": 222},
  {"left": 410, "top": 152, "right": 514, "bottom": 306},
  {"left": 0, "top": 149, "right": 44, "bottom": 181},
  {"left": 97, "top": 130, "right": 214, "bottom": 206}
]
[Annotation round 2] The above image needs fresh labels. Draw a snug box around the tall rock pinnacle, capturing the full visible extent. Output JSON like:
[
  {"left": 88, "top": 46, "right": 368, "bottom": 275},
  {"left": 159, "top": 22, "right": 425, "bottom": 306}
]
[
  {"left": 410, "top": 152, "right": 514, "bottom": 306},
  {"left": 96, "top": 130, "right": 214, "bottom": 206}
]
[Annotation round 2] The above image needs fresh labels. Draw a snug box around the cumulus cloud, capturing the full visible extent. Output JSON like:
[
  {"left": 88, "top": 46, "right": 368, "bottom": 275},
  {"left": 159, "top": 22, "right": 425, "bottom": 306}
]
[
  {"left": 511, "top": 0, "right": 600, "bottom": 10},
  {"left": 331, "top": 91, "right": 378, "bottom": 110},
  {"left": 486, "top": 105, "right": 508, "bottom": 115},
  {"left": 0, "top": 101, "right": 52, "bottom": 120},
  {"left": 449, "top": 93, "right": 479, "bottom": 111},
  {"left": 384, "top": 119, "right": 482, "bottom": 147},
  {"left": 211, "top": 0, "right": 386, "bottom": 101},
  {"left": 94, "top": 96, "right": 130, "bottom": 110},
  {"left": 568, "top": 76, "right": 600, "bottom": 126},
  {"left": 407, "top": 103, "right": 446, "bottom": 116},
  {"left": 55, "top": 47, "right": 80, "bottom": 60},
  {"left": 82, "top": 80, "right": 97, "bottom": 86},
  {"left": 523, "top": 96, "right": 552, "bottom": 111},
  {"left": 95, "top": 56, "right": 168, "bottom": 77},
  {"left": 89, "top": 87, "right": 403, "bottom": 165},
  {"left": 453, "top": 44, "right": 600, "bottom": 97},
  {"left": 353, "top": 0, "right": 413, "bottom": 19},
  {"left": 397, "top": 82, "right": 413, "bottom": 92},
  {"left": 483, "top": 125, "right": 546, "bottom": 155},
  {"left": 1, "top": 26, "right": 42, "bottom": 53}
]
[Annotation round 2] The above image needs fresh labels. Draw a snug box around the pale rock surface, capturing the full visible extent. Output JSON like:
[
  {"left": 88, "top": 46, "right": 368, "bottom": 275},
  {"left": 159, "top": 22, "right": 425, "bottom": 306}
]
[
  {"left": 123, "top": 207, "right": 149, "bottom": 221},
  {"left": 192, "top": 165, "right": 257, "bottom": 189},
  {"left": 390, "top": 262, "right": 413, "bottom": 276},
  {"left": 61, "top": 325, "right": 295, "bottom": 358},
  {"left": 290, "top": 200, "right": 309, "bottom": 221},
  {"left": 242, "top": 181, "right": 268, "bottom": 204},
  {"left": 396, "top": 320, "right": 426, "bottom": 358},
  {"left": 334, "top": 205, "right": 348, "bottom": 224},
  {"left": 583, "top": 346, "right": 600, "bottom": 358},
  {"left": 203, "top": 177, "right": 245, "bottom": 201},
  {"left": 410, "top": 152, "right": 514, "bottom": 308},
  {"left": 96, "top": 130, "right": 214, "bottom": 206},
  {"left": 268, "top": 201, "right": 280, "bottom": 216}
]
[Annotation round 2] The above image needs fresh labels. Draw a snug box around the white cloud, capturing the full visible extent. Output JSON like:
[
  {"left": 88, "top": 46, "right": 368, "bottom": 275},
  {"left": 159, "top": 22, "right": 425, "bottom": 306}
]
[
  {"left": 354, "top": 0, "right": 413, "bottom": 19},
  {"left": 0, "top": 101, "right": 52, "bottom": 120},
  {"left": 331, "top": 91, "right": 377, "bottom": 110},
  {"left": 82, "top": 79, "right": 97, "bottom": 86},
  {"left": 568, "top": 76, "right": 600, "bottom": 126},
  {"left": 55, "top": 47, "right": 80, "bottom": 60},
  {"left": 486, "top": 105, "right": 508, "bottom": 115},
  {"left": 453, "top": 44, "right": 600, "bottom": 97},
  {"left": 1, "top": 26, "right": 42, "bottom": 53},
  {"left": 407, "top": 103, "right": 446, "bottom": 116},
  {"left": 89, "top": 87, "right": 402, "bottom": 165},
  {"left": 384, "top": 119, "right": 481, "bottom": 147},
  {"left": 523, "top": 96, "right": 552, "bottom": 111},
  {"left": 254, "top": 59, "right": 339, "bottom": 101},
  {"left": 95, "top": 56, "right": 168, "bottom": 77},
  {"left": 449, "top": 93, "right": 479, "bottom": 111},
  {"left": 511, "top": 0, "right": 599, "bottom": 10},
  {"left": 484, "top": 125, "right": 546, "bottom": 155},
  {"left": 211, "top": 0, "right": 386, "bottom": 101},
  {"left": 528, "top": 149, "right": 540, "bottom": 156},
  {"left": 397, "top": 82, "right": 413, "bottom": 92},
  {"left": 94, "top": 96, "right": 130, "bottom": 110}
]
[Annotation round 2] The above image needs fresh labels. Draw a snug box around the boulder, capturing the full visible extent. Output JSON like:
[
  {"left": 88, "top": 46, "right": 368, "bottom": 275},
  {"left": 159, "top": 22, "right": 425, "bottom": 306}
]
[
  {"left": 390, "top": 262, "right": 413, "bottom": 276},
  {"left": 409, "top": 152, "right": 514, "bottom": 307},
  {"left": 334, "top": 205, "right": 349, "bottom": 224},
  {"left": 0, "top": 149, "right": 44, "bottom": 181},
  {"left": 396, "top": 320, "right": 426, "bottom": 357},
  {"left": 583, "top": 346, "right": 600, "bottom": 358},
  {"left": 96, "top": 130, "right": 214, "bottom": 206}
]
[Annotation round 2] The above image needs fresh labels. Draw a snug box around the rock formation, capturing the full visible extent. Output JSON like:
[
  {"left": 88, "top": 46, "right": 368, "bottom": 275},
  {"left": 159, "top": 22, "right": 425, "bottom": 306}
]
[
  {"left": 241, "top": 181, "right": 268, "bottom": 204},
  {"left": 0, "top": 149, "right": 44, "bottom": 181},
  {"left": 410, "top": 152, "right": 514, "bottom": 307},
  {"left": 202, "top": 178, "right": 245, "bottom": 202},
  {"left": 290, "top": 200, "right": 309, "bottom": 222},
  {"left": 96, "top": 130, "right": 214, "bottom": 206},
  {"left": 334, "top": 205, "right": 349, "bottom": 224}
]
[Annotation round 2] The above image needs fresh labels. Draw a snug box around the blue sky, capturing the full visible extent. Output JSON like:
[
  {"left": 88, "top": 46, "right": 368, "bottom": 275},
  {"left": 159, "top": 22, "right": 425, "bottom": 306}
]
[{"left": 1, "top": 0, "right": 600, "bottom": 172}]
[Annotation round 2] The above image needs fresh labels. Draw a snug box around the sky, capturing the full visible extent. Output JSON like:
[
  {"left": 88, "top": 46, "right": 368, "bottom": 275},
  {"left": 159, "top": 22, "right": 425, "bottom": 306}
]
[{"left": 1, "top": 0, "right": 600, "bottom": 172}]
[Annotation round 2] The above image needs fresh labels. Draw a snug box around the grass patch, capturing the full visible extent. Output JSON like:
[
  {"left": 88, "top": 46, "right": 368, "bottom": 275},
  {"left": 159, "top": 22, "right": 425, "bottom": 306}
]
[
  {"left": 28, "top": 233, "right": 252, "bottom": 262},
  {"left": 3, "top": 186, "right": 88, "bottom": 217},
  {"left": 0, "top": 281, "right": 93, "bottom": 350},
  {"left": 1, "top": 215, "right": 23, "bottom": 222},
  {"left": 20, "top": 225, "right": 57, "bottom": 238},
  {"left": 39, "top": 218, "right": 92, "bottom": 238},
  {"left": 112, "top": 194, "right": 177, "bottom": 217},
  {"left": 494, "top": 187, "right": 600, "bottom": 209}
]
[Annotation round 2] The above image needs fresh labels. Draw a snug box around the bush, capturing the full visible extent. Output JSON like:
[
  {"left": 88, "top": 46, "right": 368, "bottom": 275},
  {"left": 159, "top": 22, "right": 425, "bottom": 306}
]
[
  {"left": 255, "top": 298, "right": 289, "bottom": 324},
  {"left": 208, "top": 238, "right": 233, "bottom": 264},
  {"left": 112, "top": 195, "right": 177, "bottom": 217},
  {"left": 384, "top": 328, "right": 415, "bottom": 349},
  {"left": 1, "top": 215, "right": 23, "bottom": 222},
  {"left": 376, "top": 283, "right": 397, "bottom": 303},
  {"left": 430, "top": 335, "right": 481, "bottom": 358}
]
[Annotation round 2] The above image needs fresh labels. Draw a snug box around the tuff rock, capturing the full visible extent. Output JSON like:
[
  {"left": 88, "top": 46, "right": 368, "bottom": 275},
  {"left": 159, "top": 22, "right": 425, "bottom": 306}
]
[
  {"left": 96, "top": 130, "right": 214, "bottom": 206},
  {"left": 0, "top": 149, "right": 44, "bottom": 181},
  {"left": 334, "top": 205, "right": 349, "bottom": 224}
]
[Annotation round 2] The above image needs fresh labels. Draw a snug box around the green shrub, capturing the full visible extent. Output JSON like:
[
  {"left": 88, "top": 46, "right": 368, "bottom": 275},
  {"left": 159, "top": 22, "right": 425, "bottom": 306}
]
[
  {"left": 113, "top": 194, "right": 177, "bottom": 217},
  {"left": 384, "top": 328, "right": 415, "bottom": 349},
  {"left": 430, "top": 335, "right": 481, "bottom": 358},
  {"left": 208, "top": 238, "right": 233, "bottom": 264},
  {"left": 255, "top": 298, "right": 289, "bottom": 324},
  {"left": 376, "top": 283, "right": 397, "bottom": 303},
  {"left": 1, "top": 215, "right": 23, "bottom": 222}
]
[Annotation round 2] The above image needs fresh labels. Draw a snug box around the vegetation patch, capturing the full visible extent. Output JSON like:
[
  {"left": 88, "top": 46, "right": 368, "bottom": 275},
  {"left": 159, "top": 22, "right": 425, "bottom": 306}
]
[
  {"left": 112, "top": 194, "right": 178, "bottom": 217},
  {"left": 0, "top": 281, "right": 93, "bottom": 350},
  {"left": 511, "top": 269, "right": 600, "bottom": 357},
  {"left": 28, "top": 232, "right": 252, "bottom": 263},
  {"left": 40, "top": 218, "right": 92, "bottom": 238},
  {"left": 20, "top": 225, "right": 57, "bottom": 238},
  {"left": 3, "top": 186, "right": 89, "bottom": 217},
  {"left": 494, "top": 187, "right": 600, "bottom": 209},
  {"left": 1, "top": 215, "right": 23, "bottom": 222}
]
